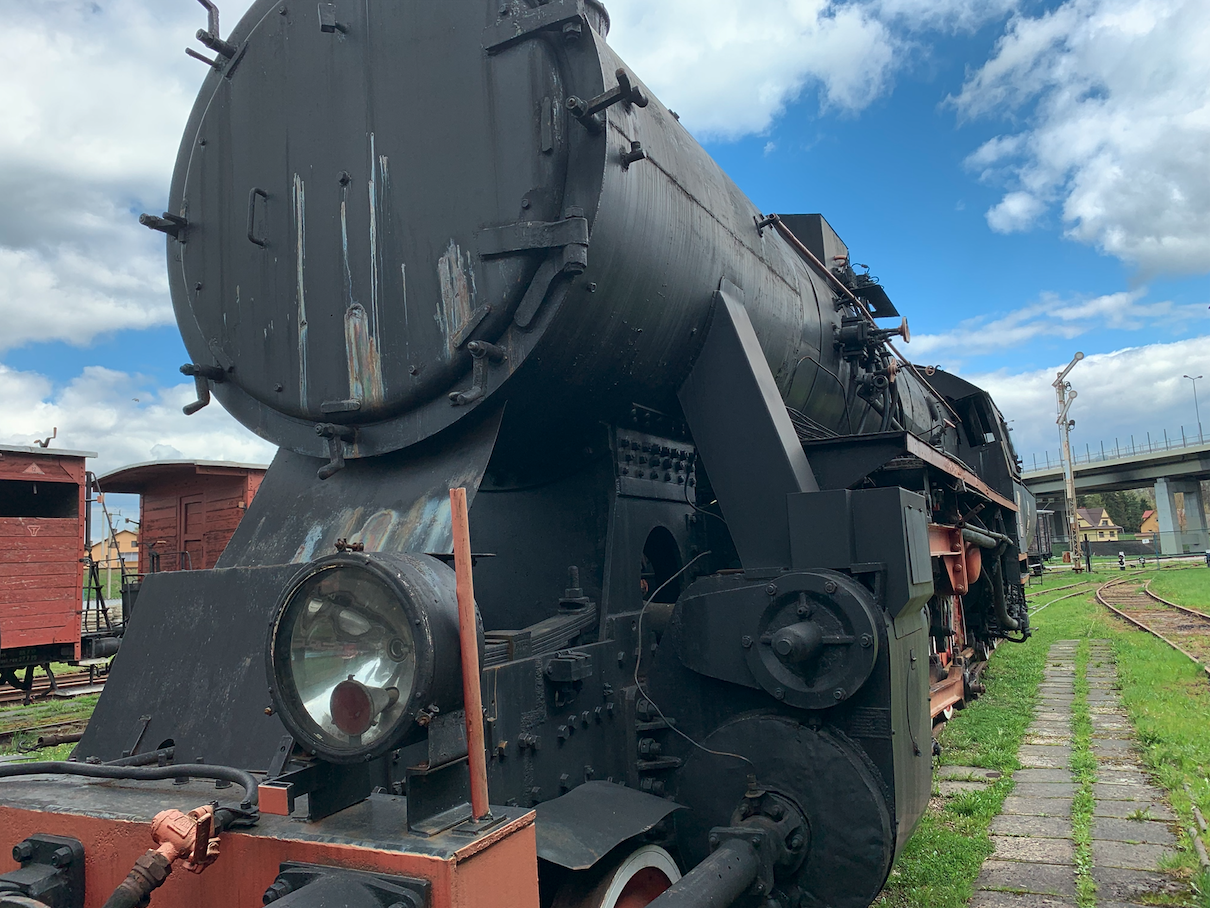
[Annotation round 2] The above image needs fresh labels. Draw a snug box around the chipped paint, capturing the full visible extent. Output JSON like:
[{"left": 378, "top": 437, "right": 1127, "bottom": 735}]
[
  {"left": 344, "top": 303, "right": 385, "bottom": 406},
  {"left": 368, "top": 133, "right": 381, "bottom": 337},
  {"left": 437, "top": 240, "right": 477, "bottom": 354},
  {"left": 401, "top": 262, "right": 408, "bottom": 328},
  {"left": 293, "top": 174, "right": 309, "bottom": 407}
]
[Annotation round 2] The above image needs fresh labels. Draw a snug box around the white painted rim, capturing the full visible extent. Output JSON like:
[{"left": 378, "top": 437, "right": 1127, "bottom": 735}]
[{"left": 597, "top": 845, "right": 682, "bottom": 908}]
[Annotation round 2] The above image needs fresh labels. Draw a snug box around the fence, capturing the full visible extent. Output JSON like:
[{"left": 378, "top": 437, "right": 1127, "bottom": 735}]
[{"left": 1027, "top": 426, "right": 1208, "bottom": 473}]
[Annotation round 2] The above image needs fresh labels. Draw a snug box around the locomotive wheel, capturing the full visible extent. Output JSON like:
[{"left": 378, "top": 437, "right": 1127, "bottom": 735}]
[{"left": 552, "top": 845, "right": 681, "bottom": 908}]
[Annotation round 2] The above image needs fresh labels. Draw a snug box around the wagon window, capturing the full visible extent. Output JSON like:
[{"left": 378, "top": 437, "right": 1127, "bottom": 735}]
[{"left": 0, "top": 479, "right": 78, "bottom": 518}]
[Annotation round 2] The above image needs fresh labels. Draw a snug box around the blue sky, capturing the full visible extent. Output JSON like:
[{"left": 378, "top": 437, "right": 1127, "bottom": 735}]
[{"left": 1, "top": 0, "right": 1207, "bottom": 510}]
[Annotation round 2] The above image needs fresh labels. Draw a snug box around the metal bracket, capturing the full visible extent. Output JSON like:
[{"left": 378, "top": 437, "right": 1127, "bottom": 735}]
[
  {"left": 140, "top": 212, "right": 188, "bottom": 241},
  {"left": 319, "top": 2, "right": 348, "bottom": 33},
  {"left": 478, "top": 216, "right": 589, "bottom": 258},
  {"left": 315, "top": 423, "right": 357, "bottom": 480},
  {"left": 449, "top": 342, "right": 507, "bottom": 407},
  {"left": 567, "top": 69, "right": 649, "bottom": 133},
  {"left": 484, "top": 0, "right": 587, "bottom": 53},
  {"left": 180, "top": 363, "right": 228, "bottom": 415}
]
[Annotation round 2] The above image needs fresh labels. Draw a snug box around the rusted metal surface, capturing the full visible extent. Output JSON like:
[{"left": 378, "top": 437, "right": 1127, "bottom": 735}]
[{"left": 450, "top": 488, "right": 490, "bottom": 821}]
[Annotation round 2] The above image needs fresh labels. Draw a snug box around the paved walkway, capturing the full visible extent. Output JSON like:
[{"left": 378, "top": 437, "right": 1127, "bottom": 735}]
[{"left": 961, "top": 639, "right": 1187, "bottom": 907}]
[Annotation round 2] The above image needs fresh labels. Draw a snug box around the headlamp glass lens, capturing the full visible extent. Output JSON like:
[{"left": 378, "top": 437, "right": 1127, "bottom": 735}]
[{"left": 280, "top": 565, "right": 417, "bottom": 751}]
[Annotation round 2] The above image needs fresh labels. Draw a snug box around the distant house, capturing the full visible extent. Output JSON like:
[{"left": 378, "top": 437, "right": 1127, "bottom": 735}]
[
  {"left": 89, "top": 528, "right": 138, "bottom": 566},
  {"left": 1077, "top": 507, "right": 1123, "bottom": 542},
  {"left": 1139, "top": 509, "right": 1157, "bottom": 536}
]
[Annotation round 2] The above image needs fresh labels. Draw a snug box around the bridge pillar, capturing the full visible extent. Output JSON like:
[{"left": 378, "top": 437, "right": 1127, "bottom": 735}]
[{"left": 1155, "top": 478, "right": 1208, "bottom": 554}]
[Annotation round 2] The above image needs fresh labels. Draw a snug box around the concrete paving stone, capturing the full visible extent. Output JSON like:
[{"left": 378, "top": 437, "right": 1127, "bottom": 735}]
[
  {"left": 1091, "top": 817, "right": 1178, "bottom": 845},
  {"left": 1002, "top": 796, "right": 1072, "bottom": 818},
  {"left": 1027, "top": 726, "right": 1072, "bottom": 738},
  {"left": 1013, "top": 782, "right": 1077, "bottom": 797},
  {"left": 990, "top": 835, "right": 1074, "bottom": 864},
  {"left": 1024, "top": 734, "right": 1072, "bottom": 746},
  {"left": 1090, "top": 705, "right": 1127, "bottom": 715},
  {"left": 1092, "top": 840, "right": 1174, "bottom": 871},
  {"left": 940, "top": 780, "right": 989, "bottom": 795},
  {"left": 1097, "top": 769, "right": 1151, "bottom": 786},
  {"left": 1037, "top": 695, "right": 1075, "bottom": 703},
  {"left": 1098, "top": 903, "right": 1154, "bottom": 908},
  {"left": 975, "top": 860, "right": 1075, "bottom": 897},
  {"left": 1092, "top": 739, "right": 1137, "bottom": 757},
  {"left": 1093, "top": 800, "right": 1176, "bottom": 821},
  {"left": 1098, "top": 760, "right": 1145, "bottom": 775},
  {"left": 1013, "top": 769, "right": 1073, "bottom": 783},
  {"left": 1091, "top": 867, "right": 1187, "bottom": 902},
  {"left": 938, "top": 765, "right": 1003, "bottom": 781},
  {"left": 1093, "top": 782, "right": 1166, "bottom": 801},
  {"left": 990, "top": 815, "right": 1072, "bottom": 838},
  {"left": 1018, "top": 745, "right": 1072, "bottom": 769},
  {"left": 969, "top": 893, "right": 1076, "bottom": 908}
]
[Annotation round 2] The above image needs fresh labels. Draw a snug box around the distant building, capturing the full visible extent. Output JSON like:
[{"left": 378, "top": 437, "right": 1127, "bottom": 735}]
[
  {"left": 1077, "top": 507, "right": 1123, "bottom": 542},
  {"left": 89, "top": 528, "right": 138, "bottom": 566},
  {"left": 97, "top": 461, "right": 267, "bottom": 573},
  {"left": 1139, "top": 509, "right": 1157, "bottom": 536}
]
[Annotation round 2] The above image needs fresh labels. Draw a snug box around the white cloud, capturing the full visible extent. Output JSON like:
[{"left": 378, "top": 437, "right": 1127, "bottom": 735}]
[
  {"left": 986, "top": 191, "right": 1047, "bottom": 233},
  {"left": 910, "top": 288, "right": 1205, "bottom": 360},
  {"left": 0, "top": 363, "right": 275, "bottom": 477},
  {"left": 872, "top": 0, "right": 1020, "bottom": 32},
  {"left": 961, "top": 337, "right": 1210, "bottom": 465},
  {"left": 0, "top": 1, "right": 234, "bottom": 349},
  {"left": 955, "top": 0, "right": 1210, "bottom": 274},
  {"left": 605, "top": 0, "right": 899, "bottom": 139}
]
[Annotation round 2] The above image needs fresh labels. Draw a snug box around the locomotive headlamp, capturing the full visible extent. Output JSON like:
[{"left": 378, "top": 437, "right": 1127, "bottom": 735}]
[{"left": 266, "top": 552, "right": 464, "bottom": 763}]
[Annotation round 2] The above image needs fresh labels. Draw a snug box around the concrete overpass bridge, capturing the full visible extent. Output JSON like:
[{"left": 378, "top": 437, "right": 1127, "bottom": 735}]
[{"left": 1022, "top": 436, "right": 1210, "bottom": 555}]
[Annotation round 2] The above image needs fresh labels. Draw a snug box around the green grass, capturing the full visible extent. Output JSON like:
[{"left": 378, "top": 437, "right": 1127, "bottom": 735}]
[
  {"left": 1148, "top": 568, "right": 1210, "bottom": 612},
  {"left": 0, "top": 695, "right": 98, "bottom": 759},
  {"left": 1070, "top": 640, "right": 1096, "bottom": 908},
  {"left": 879, "top": 569, "right": 1210, "bottom": 907}
]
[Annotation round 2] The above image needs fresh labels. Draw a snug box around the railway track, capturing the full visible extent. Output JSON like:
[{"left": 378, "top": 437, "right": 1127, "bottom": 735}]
[
  {"left": 0, "top": 671, "right": 106, "bottom": 707},
  {"left": 1096, "top": 575, "right": 1210, "bottom": 678},
  {"left": 0, "top": 719, "right": 88, "bottom": 752}
]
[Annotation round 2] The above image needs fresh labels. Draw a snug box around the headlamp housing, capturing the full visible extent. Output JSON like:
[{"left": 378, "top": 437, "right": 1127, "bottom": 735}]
[{"left": 266, "top": 552, "right": 464, "bottom": 763}]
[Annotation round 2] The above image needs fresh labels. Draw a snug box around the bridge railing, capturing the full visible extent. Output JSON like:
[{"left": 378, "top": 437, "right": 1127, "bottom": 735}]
[{"left": 1026, "top": 426, "right": 1207, "bottom": 473}]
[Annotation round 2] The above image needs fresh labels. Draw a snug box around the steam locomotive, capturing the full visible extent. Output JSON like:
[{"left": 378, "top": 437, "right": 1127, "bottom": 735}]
[{"left": 0, "top": 2, "right": 1033, "bottom": 907}]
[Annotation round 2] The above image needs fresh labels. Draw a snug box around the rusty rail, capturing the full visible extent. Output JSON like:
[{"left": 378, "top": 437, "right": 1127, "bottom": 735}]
[{"left": 1095, "top": 576, "right": 1210, "bottom": 680}]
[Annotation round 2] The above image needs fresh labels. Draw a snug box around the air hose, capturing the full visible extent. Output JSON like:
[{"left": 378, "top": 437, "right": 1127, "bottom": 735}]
[{"left": 0, "top": 762, "right": 258, "bottom": 809}]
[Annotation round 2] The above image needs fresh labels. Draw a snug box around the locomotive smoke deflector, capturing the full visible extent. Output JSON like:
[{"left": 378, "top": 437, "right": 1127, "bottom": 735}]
[{"left": 266, "top": 552, "right": 465, "bottom": 764}]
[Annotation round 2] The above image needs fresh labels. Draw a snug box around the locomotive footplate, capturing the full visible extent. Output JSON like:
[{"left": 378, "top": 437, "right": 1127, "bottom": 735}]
[{"left": 0, "top": 778, "right": 539, "bottom": 908}]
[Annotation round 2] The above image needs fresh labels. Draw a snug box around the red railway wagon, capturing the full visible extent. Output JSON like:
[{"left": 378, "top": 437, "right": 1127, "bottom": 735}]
[
  {"left": 97, "top": 461, "right": 267, "bottom": 573},
  {"left": 0, "top": 444, "right": 96, "bottom": 675}
]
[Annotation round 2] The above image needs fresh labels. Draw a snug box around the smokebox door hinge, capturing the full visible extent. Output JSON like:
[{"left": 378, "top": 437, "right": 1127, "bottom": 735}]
[{"left": 484, "top": 0, "right": 588, "bottom": 53}]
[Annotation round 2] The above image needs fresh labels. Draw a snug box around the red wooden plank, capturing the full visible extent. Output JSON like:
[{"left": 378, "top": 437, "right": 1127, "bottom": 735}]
[{"left": 0, "top": 520, "right": 80, "bottom": 538}]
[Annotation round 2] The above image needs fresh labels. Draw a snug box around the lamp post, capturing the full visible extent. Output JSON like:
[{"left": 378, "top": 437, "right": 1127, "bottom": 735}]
[
  {"left": 1055, "top": 353, "right": 1084, "bottom": 571},
  {"left": 1184, "top": 375, "right": 1203, "bottom": 442}
]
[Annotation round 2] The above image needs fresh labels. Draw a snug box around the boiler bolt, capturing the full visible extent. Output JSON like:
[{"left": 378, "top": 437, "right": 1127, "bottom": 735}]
[
  {"left": 12, "top": 841, "right": 33, "bottom": 862},
  {"left": 769, "top": 804, "right": 784, "bottom": 820},
  {"left": 709, "top": 834, "right": 719, "bottom": 847},
  {"left": 833, "top": 688, "right": 846, "bottom": 700},
  {"left": 861, "top": 634, "right": 873, "bottom": 648},
  {"left": 790, "top": 833, "right": 805, "bottom": 850},
  {"left": 825, "top": 580, "right": 837, "bottom": 594},
  {"left": 765, "top": 583, "right": 777, "bottom": 596},
  {"left": 774, "top": 687, "right": 785, "bottom": 700},
  {"left": 741, "top": 635, "right": 753, "bottom": 648}
]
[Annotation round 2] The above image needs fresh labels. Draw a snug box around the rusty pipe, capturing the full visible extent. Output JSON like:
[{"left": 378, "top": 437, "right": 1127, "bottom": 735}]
[{"left": 449, "top": 487, "right": 490, "bottom": 821}]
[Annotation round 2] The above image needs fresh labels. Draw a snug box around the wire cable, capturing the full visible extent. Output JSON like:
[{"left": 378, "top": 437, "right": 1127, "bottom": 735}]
[{"left": 631, "top": 551, "right": 757, "bottom": 774}]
